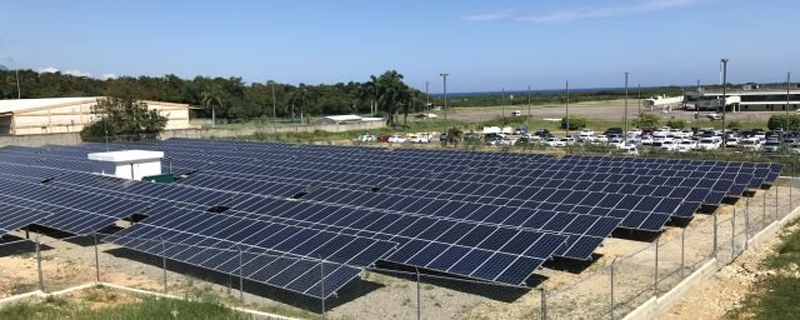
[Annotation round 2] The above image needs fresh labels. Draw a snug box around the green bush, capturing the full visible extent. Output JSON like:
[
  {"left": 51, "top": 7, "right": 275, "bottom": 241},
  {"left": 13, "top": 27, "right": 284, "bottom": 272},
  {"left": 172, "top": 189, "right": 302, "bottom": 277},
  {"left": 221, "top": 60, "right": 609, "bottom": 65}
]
[
  {"left": 561, "top": 116, "right": 586, "bottom": 130},
  {"left": 632, "top": 113, "right": 661, "bottom": 129},
  {"left": 767, "top": 114, "right": 800, "bottom": 131},
  {"left": 665, "top": 119, "right": 686, "bottom": 129}
]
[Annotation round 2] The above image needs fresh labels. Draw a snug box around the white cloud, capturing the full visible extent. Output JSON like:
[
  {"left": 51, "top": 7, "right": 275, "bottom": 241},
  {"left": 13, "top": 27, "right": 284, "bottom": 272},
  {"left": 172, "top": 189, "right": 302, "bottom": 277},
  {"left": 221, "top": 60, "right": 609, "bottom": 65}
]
[
  {"left": 64, "top": 69, "right": 92, "bottom": 77},
  {"left": 37, "top": 66, "right": 60, "bottom": 73},
  {"left": 464, "top": 0, "right": 702, "bottom": 23},
  {"left": 101, "top": 73, "right": 117, "bottom": 80},
  {"left": 37, "top": 66, "right": 96, "bottom": 78},
  {"left": 461, "top": 9, "right": 515, "bottom": 22}
]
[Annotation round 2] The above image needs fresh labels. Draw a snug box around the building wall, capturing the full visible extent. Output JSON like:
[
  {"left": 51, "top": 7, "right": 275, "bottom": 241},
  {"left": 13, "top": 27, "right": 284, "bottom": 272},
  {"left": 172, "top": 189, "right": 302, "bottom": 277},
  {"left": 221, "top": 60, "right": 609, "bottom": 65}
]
[{"left": 9, "top": 100, "right": 193, "bottom": 135}]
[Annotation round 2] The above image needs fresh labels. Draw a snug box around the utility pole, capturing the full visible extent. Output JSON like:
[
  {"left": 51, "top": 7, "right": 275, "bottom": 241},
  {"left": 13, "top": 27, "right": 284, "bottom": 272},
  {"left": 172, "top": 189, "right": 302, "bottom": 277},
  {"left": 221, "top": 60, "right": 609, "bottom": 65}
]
[
  {"left": 638, "top": 84, "right": 642, "bottom": 125},
  {"left": 440, "top": 73, "right": 449, "bottom": 122},
  {"left": 271, "top": 81, "right": 277, "bottom": 119},
  {"left": 624, "top": 72, "right": 629, "bottom": 145},
  {"left": 501, "top": 87, "right": 505, "bottom": 118},
  {"left": 425, "top": 81, "right": 430, "bottom": 112},
  {"left": 787, "top": 72, "right": 792, "bottom": 136},
  {"left": 721, "top": 59, "right": 728, "bottom": 153},
  {"left": 527, "top": 85, "right": 532, "bottom": 118},
  {"left": 566, "top": 80, "right": 570, "bottom": 138}
]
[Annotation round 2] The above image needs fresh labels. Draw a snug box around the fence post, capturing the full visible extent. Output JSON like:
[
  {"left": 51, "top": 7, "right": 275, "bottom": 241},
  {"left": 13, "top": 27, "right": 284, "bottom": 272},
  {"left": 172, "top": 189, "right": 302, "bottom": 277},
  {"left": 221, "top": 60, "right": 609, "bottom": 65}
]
[
  {"left": 160, "top": 237, "right": 168, "bottom": 294},
  {"left": 763, "top": 191, "right": 767, "bottom": 228},
  {"left": 540, "top": 288, "right": 548, "bottom": 320},
  {"left": 416, "top": 267, "right": 421, "bottom": 320},
  {"left": 731, "top": 211, "right": 736, "bottom": 258},
  {"left": 775, "top": 186, "right": 779, "bottom": 221},
  {"left": 654, "top": 237, "right": 660, "bottom": 296},
  {"left": 610, "top": 259, "right": 616, "bottom": 320},
  {"left": 93, "top": 233, "right": 100, "bottom": 283},
  {"left": 712, "top": 212, "right": 718, "bottom": 258},
  {"left": 745, "top": 195, "right": 750, "bottom": 250},
  {"left": 238, "top": 245, "right": 244, "bottom": 305},
  {"left": 680, "top": 228, "right": 686, "bottom": 279},
  {"left": 35, "top": 235, "right": 44, "bottom": 292}
]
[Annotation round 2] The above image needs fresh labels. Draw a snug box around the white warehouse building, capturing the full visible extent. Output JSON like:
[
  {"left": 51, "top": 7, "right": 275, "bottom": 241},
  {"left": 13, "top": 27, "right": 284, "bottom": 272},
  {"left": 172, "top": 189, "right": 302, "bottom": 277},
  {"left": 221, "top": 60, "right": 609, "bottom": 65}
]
[
  {"left": 0, "top": 97, "right": 196, "bottom": 135},
  {"left": 685, "top": 85, "right": 800, "bottom": 112}
]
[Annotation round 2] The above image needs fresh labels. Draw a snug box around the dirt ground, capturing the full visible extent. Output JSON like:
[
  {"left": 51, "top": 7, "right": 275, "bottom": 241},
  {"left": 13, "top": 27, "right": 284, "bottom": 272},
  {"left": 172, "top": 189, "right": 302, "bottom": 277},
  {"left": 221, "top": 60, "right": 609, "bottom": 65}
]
[
  {"left": 447, "top": 99, "right": 782, "bottom": 125},
  {"left": 664, "top": 215, "right": 800, "bottom": 319}
]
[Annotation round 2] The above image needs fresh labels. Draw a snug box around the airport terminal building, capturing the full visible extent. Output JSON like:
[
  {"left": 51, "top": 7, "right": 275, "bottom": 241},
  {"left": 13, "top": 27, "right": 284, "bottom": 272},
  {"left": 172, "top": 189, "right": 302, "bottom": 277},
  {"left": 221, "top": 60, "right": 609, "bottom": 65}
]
[{"left": 685, "top": 85, "right": 800, "bottom": 112}]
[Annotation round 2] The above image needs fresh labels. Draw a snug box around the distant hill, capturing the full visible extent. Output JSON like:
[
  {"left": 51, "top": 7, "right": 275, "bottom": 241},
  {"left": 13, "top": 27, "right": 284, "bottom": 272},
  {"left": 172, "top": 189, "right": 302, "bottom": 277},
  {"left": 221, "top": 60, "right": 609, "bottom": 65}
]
[{"left": 0, "top": 65, "right": 8, "bottom": 71}]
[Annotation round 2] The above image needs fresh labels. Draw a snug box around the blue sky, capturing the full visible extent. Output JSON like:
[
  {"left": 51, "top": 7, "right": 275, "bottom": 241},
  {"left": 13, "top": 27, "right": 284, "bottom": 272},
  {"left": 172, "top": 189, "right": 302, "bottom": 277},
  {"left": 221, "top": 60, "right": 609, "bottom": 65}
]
[{"left": 1, "top": 0, "right": 797, "bottom": 92}]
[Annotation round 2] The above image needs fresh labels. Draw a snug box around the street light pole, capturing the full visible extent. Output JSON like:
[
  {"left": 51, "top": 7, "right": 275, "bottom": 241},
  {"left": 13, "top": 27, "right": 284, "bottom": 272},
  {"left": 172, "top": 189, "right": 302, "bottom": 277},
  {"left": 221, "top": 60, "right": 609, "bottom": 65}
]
[
  {"left": 440, "top": 73, "right": 449, "bottom": 123},
  {"left": 624, "top": 72, "right": 629, "bottom": 145},
  {"left": 271, "top": 81, "right": 277, "bottom": 119},
  {"left": 527, "top": 85, "right": 532, "bottom": 118},
  {"left": 638, "top": 84, "right": 642, "bottom": 126},
  {"left": 566, "top": 80, "right": 570, "bottom": 138},
  {"left": 502, "top": 87, "right": 505, "bottom": 118},
  {"left": 721, "top": 59, "right": 729, "bottom": 153},
  {"left": 425, "top": 81, "right": 430, "bottom": 111},
  {"left": 787, "top": 72, "right": 792, "bottom": 136}
]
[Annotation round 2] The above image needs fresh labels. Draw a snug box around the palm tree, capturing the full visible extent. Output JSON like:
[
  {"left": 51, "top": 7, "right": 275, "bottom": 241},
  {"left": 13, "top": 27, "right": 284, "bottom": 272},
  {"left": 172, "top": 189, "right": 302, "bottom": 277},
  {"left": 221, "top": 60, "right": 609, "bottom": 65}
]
[
  {"left": 201, "top": 84, "right": 225, "bottom": 127},
  {"left": 447, "top": 127, "right": 463, "bottom": 148},
  {"left": 373, "top": 70, "right": 409, "bottom": 127}
]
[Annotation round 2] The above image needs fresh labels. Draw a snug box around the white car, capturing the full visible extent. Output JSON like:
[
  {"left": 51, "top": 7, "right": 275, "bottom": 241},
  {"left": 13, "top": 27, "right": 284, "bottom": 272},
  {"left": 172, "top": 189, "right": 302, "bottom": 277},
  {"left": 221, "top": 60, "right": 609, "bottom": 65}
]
[
  {"left": 620, "top": 144, "right": 639, "bottom": 155},
  {"left": 659, "top": 139, "right": 681, "bottom": 151},
  {"left": 594, "top": 135, "right": 609, "bottom": 143},
  {"left": 697, "top": 138, "right": 720, "bottom": 150},
  {"left": 545, "top": 137, "right": 559, "bottom": 147},
  {"left": 640, "top": 135, "right": 654, "bottom": 145},
  {"left": 357, "top": 134, "right": 376, "bottom": 142},
  {"left": 707, "top": 113, "right": 723, "bottom": 120},
  {"left": 738, "top": 138, "right": 762, "bottom": 151},
  {"left": 676, "top": 139, "right": 697, "bottom": 153},
  {"left": 627, "top": 128, "right": 642, "bottom": 136},
  {"left": 388, "top": 135, "right": 407, "bottom": 143},
  {"left": 725, "top": 136, "right": 739, "bottom": 148},
  {"left": 553, "top": 137, "right": 576, "bottom": 148},
  {"left": 409, "top": 134, "right": 432, "bottom": 143}
]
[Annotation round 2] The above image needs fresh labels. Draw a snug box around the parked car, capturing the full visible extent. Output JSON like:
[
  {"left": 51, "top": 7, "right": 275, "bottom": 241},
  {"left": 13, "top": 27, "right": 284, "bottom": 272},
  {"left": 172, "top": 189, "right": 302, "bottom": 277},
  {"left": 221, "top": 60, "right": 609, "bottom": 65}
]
[
  {"left": 762, "top": 140, "right": 782, "bottom": 153},
  {"left": 697, "top": 138, "right": 720, "bottom": 150},
  {"left": 464, "top": 132, "right": 481, "bottom": 141},
  {"left": 627, "top": 128, "right": 642, "bottom": 136},
  {"left": 640, "top": 135, "right": 654, "bottom": 145},
  {"left": 378, "top": 134, "right": 390, "bottom": 143},
  {"left": 388, "top": 135, "right": 407, "bottom": 143},
  {"left": 408, "top": 134, "right": 431, "bottom": 143},
  {"left": 619, "top": 144, "right": 639, "bottom": 155},
  {"left": 738, "top": 138, "right": 762, "bottom": 152},
  {"left": 358, "top": 134, "right": 376, "bottom": 142},
  {"left": 604, "top": 127, "right": 623, "bottom": 136},
  {"left": 676, "top": 139, "right": 698, "bottom": 153},
  {"left": 511, "top": 110, "right": 522, "bottom": 117},
  {"left": 707, "top": 113, "right": 723, "bottom": 120},
  {"left": 534, "top": 128, "right": 551, "bottom": 137},
  {"left": 659, "top": 139, "right": 680, "bottom": 152},
  {"left": 552, "top": 137, "right": 576, "bottom": 148}
]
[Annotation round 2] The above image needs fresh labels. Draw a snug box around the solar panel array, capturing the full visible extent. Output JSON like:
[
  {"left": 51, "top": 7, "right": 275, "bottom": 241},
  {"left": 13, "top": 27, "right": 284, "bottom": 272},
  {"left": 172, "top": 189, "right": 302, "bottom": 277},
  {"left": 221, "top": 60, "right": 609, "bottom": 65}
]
[{"left": 0, "top": 138, "right": 783, "bottom": 299}]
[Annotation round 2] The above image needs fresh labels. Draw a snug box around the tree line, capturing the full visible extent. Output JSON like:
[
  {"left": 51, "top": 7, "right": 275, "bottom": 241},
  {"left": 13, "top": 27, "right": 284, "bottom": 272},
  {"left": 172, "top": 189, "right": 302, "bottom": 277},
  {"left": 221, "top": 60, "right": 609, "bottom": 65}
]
[
  {"left": 0, "top": 69, "right": 683, "bottom": 125},
  {"left": 0, "top": 69, "right": 429, "bottom": 126}
]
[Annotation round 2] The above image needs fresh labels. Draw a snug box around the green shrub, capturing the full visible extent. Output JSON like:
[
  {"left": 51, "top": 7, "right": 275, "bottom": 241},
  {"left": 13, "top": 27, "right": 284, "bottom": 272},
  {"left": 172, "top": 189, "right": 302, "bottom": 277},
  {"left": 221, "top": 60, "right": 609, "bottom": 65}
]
[
  {"left": 561, "top": 116, "right": 586, "bottom": 130},
  {"left": 665, "top": 119, "right": 686, "bottom": 129},
  {"left": 767, "top": 114, "right": 800, "bottom": 131},
  {"left": 632, "top": 113, "right": 661, "bottom": 129}
]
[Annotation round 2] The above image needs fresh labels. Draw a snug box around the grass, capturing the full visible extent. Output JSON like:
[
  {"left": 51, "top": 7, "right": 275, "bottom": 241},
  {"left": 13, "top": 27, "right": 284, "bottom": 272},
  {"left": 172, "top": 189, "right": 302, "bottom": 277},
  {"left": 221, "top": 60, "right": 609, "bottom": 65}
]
[
  {"left": 725, "top": 220, "right": 800, "bottom": 319},
  {"left": 0, "top": 296, "right": 247, "bottom": 320}
]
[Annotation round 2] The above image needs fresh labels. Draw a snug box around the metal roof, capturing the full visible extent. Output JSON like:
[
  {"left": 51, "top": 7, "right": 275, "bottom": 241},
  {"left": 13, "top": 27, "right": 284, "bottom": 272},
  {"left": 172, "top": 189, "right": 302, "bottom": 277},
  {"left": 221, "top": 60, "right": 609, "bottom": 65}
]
[{"left": 0, "top": 97, "right": 100, "bottom": 114}]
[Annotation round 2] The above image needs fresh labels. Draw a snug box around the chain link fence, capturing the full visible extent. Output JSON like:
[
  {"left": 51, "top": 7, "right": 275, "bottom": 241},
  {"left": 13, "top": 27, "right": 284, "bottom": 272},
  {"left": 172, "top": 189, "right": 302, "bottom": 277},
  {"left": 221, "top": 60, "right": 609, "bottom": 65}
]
[{"left": 0, "top": 182, "right": 796, "bottom": 319}]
